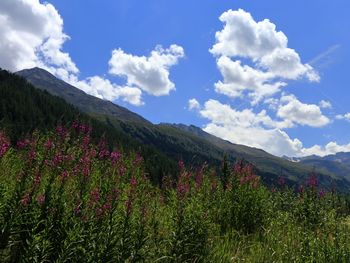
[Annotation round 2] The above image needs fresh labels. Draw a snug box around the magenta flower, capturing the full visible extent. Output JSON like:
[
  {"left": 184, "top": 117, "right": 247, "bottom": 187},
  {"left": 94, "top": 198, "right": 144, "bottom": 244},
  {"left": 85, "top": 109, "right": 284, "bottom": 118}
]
[
  {"left": 44, "top": 139, "right": 53, "bottom": 151},
  {"left": 319, "top": 188, "right": 327, "bottom": 198},
  {"left": 110, "top": 151, "right": 122, "bottom": 165},
  {"left": 130, "top": 176, "right": 138, "bottom": 188},
  {"left": 278, "top": 176, "right": 286, "bottom": 186},
  {"left": 36, "top": 194, "right": 45, "bottom": 205},
  {"left": 178, "top": 160, "right": 185, "bottom": 170},
  {"left": 0, "top": 132, "right": 10, "bottom": 158},
  {"left": 61, "top": 171, "right": 69, "bottom": 183},
  {"left": 307, "top": 174, "right": 318, "bottom": 188},
  {"left": 21, "top": 193, "right": 31, "bottom": 207},
  {"left": 89, "top": 188, "right": 100, "bottom": 206},
  {"left": 16, "top": 139, "right": 29, "bottom": 149}
]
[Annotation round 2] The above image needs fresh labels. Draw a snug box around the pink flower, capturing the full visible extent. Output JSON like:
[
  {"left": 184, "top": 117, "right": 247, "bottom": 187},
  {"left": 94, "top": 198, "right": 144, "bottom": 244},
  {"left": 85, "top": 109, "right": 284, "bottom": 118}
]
[
  {"left": 21, "top": 193, "right": 31, "bottom": 207},
  {"left": 99, "top": 149, "right": 110, "bottom": 159},
  {"left": 89, "top": 188, "right": 100, "bottom": 206},
  {"left": 44, "top": 139, "right": 53, "bottom": 151},
  {"left": 130, "top": 176, "right": 138, "bottom": 188},
  {"left": 0, "top": 132, "right": 10, "bottom": 158},
  {"left": 319, "top": 188, "right": 327, "bottom": 198},
  {"left": 16, "top": 139, "right": 29, "bottom": 149},
  {"left": 111, "top": 151, "right": 122, "bottom": 165},
  {"left": 61, "top": 171, "right": 69, "bottom": 183},
  {"left": 36, "top": 194, "right": 45, "bottom": 205},
  {"left": 178, "top": 160, "right": 185, "bottom": 170},
  {"left": 134, "top": 153, "right": 143, "bottom": 165},
  {"left": 125, "top": 197, "right": 133, "bottom": 215},
  {"left": 278, "top": 176, "right": 286, "bottom": 186},
  {"left": 307, "top": 174, "right": 318, "bottom": 188}
]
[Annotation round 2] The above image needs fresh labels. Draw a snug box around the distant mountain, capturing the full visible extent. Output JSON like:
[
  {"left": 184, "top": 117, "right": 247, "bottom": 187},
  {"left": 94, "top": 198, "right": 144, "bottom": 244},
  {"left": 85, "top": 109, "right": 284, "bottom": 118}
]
[
  {"left": 298, "top": 152, "right": 350, "bottom": 182},
  {"left": 16, "top": 67, "right": 150, "bottom": 125},
  {"left": 15, "top": 67, "right": 350, "bottom": 191}
]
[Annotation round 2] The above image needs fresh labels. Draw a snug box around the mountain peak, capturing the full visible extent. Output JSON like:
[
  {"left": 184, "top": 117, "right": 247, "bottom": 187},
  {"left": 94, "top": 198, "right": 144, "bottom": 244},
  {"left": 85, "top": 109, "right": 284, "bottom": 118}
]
[{"left": 16, "top": 67, "right": 150, "bottom": 125}]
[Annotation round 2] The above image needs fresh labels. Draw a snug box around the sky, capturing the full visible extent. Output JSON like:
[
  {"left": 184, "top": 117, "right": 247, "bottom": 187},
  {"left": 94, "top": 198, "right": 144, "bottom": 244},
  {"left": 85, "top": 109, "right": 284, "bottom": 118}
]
[{"left": 1, "top": 0, "right": 350, "bottom": 157}]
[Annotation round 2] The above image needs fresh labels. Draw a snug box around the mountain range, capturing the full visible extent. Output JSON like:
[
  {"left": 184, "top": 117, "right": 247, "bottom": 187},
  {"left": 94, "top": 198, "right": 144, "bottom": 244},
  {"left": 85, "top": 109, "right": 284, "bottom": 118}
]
[{"left": 10, "top": 67, "right": 350, "bottom": 191}]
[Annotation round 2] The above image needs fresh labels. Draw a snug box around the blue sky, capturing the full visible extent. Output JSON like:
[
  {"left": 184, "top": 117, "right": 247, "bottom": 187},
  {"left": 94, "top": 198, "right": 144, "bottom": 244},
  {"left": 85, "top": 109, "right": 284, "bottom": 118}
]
[{"left": 1, "top": 0, "right": 350, "bottom": 157}]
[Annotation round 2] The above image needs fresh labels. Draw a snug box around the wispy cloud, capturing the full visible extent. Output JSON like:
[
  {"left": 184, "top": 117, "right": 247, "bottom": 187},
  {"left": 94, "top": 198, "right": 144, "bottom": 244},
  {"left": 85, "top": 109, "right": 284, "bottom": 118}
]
[{"left": 308, "top": 44, "right": 341, "bottom": 68}]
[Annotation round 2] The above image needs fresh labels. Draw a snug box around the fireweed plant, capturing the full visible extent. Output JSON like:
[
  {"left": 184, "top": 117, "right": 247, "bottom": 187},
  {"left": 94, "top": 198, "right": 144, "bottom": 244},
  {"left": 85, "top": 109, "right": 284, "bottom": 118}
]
[{"left": 0, "top": 123, "right": 350, "bottom": 262}]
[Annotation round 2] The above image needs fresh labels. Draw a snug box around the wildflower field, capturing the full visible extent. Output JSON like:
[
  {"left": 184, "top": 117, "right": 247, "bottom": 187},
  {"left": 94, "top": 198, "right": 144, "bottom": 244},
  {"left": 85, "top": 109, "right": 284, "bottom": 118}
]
[{"left": 1, "top": 124, "right": 350, "bottom": 262}]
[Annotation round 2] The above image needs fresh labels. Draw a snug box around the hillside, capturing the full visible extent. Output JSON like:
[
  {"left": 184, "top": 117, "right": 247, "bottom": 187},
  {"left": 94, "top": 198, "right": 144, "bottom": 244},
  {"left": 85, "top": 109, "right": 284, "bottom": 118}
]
[
  {"left": 0, "top": 69, "right": 179, "bottom": 183},
  {"left": 15, "top": 67, "right": 350, "bottom": 191}
]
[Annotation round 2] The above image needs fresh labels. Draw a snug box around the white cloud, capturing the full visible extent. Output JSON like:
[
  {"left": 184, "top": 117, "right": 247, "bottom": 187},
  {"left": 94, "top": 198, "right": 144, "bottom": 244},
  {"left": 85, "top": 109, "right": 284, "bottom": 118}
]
[
  {"left": 336, "top": 113, "right": 350, "bottom": 121},
  {"left": 319, "top": 100, "right": 332, "bottom": 109},
  {"left": 0, "top": 0, "right": 184, "bottom": 106},
  {"left": 0, "top": 0, "right": 78, "bottom": 78},
  {"left": 210, "top": 9, "right": 319, "bottom": 103},
  {"left": 302, "top": 142, "right": 350, "bottom": 157},
  {"left": 108, "top": 45, "right": 185, "bottom": 96},
  {"left": 73, "top": 76, "right": 143, "bottom": 106},
  {"left": 199, "top": 100, "right": 301, "bottom": 156},
  {"left": 198, "top": 99, "right": 341, "bottom": 157},
  {"left": 214, "top": 56, "right": 286, "bottom": 103},
  {"left": 188, "top": 98, "right": 200, "bottom": 110},
  {"left": 277, "top": 95, "right": 330, "bottom": 127}
]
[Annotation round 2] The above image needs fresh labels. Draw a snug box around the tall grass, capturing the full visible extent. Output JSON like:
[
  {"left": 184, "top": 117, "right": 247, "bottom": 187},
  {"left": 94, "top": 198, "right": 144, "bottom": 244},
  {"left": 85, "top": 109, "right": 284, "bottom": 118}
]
[{"left": 0, "top": 124, "right": 350, "bottom": 262}]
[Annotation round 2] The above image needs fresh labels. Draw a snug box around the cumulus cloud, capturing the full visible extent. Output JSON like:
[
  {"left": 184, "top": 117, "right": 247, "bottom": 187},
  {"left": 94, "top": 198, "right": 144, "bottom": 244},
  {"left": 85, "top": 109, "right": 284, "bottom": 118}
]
[
  {"left": 301, "top": 142, "right": 350, "bottom": 157},
  {"left": 210, "top": 9, "right": 319, "bottom": 103},
  {"left": 0, "top": 0, "right": 78, "bottom": 79},
  {"left": 198, "top": 99, "right": 339, "bottom": 157},
  {"left": 319, "top": 100, "right": 332, "bottom": 109},
  {"left": 73, "top": 77, "right": 143, "bottom": 106},
  {"left": 0, "top": 0, "right": 184, "bottom": 106},
  {"left": 277, "top": 95, "right": 330, "bottom": 127},
  {"left": 336, "top": 113, "right": 350, "bottom": 121},
  {"left": 188, "top": 98, "right": 200, "bottom": 111},
  {"left": 214, "top": 56, "right": 286, "bottom": 103},
  {"left": 199, "top": 100, "right": 301, "bottom": 156},
  {"left": 108, "top": 45, "right": 185, "bottom": 96}
]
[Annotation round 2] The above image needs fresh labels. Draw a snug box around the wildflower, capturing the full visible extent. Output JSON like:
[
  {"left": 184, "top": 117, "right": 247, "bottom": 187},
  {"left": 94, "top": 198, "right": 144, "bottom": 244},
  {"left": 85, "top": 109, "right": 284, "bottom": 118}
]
[
  {"left": 178, "top": 160, "right": 185, "bottom": 170},
  {"left": 28, "top": 150, "right": 37, "bottom": 162},
  {"left": 56, "top": 125, "right": 68, "bottom": 139},
  {"left": 125, "top": 197, "right": 133, "bottom": 215},
  {"left": 319, "top": 188, "right": 327, "bottom": 198},
  {"left": 195, "top": 166, "right": 204, "bottom": 189},
  {"left": 298, "top": 185, "right": 305, "bottom": 195},
  {"left": 95, "top": 207, "right": 104, "bottom": 218},
  {"left": 111, "top": 151, "right": 122, "bottom": 165},
  {"left": 99, "top": 149, "right": 110, "bottom": 159},
  {"left": 134, "top": 153, "right": 143, "bottom": 166},
  {"left": 307, "top": 173, "right": 318, "bottom": 188},
  {"left": 72, "top": 121, "right": 79, "bottom": 131},
  {"left": 177, "top": 182, "right": 190, "bottom": 199},
  {"left": 16, "top": 139, "right": 29, "bottom": 149},
  {"left": 89, "top": 188, "right": 100, "bottom": 206},
  {"left": 61, "top": 171, "right": 69, "bottom": 183},
  {"left": 36, "top": 194, "right": 45, "bottom": 205},
  {"left": 0, "top": 132, "right": 10, "bottom": 158},
  {"left": 33, "top": 173, "right": 41, "bottom": 187},
  {"left": 21, "top": 193, "right": 31, "bottom": 207},
  {"left": 130, "top": 176, "right": 138, "bottom": 188},
  {"left": 82, "top": 135, "right": 90, "bottom": 147},
  {"left": 278, "top": 176, "right": 286, "bottom": 186},
  {"left": 73, "top": 203, "right": 82, "bottom": 216},
  {"left": 44, "top": 139, "right": 53, "bottom": 151}
]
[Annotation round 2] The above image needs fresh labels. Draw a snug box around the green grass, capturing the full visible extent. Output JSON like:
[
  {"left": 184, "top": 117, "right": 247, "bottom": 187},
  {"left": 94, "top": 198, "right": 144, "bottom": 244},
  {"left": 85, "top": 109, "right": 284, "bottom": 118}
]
[{"left": 0, "top": 125, "right": 350, "bottom": 262}]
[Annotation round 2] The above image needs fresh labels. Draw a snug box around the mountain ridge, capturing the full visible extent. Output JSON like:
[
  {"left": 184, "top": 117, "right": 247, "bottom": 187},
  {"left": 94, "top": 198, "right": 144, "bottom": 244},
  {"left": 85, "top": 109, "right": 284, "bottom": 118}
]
[{"left": 15, "top": 67, "right": 350, "bottom": 191}]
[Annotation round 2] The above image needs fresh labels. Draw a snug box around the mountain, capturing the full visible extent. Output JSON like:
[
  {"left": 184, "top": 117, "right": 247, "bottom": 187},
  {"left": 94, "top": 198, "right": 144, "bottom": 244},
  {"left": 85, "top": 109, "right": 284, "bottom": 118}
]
[
  {"left": 15, "top": 67, "right": 350, "bottom": 191},
  {"left": 0, "top": 68, "right": 179, "bottom": 183},
  {"left": 16, "top": 67, "right": 150, "bottom": 125},
  {"left": 299, "top": 152, "right": 350, "bottom": 182}
]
